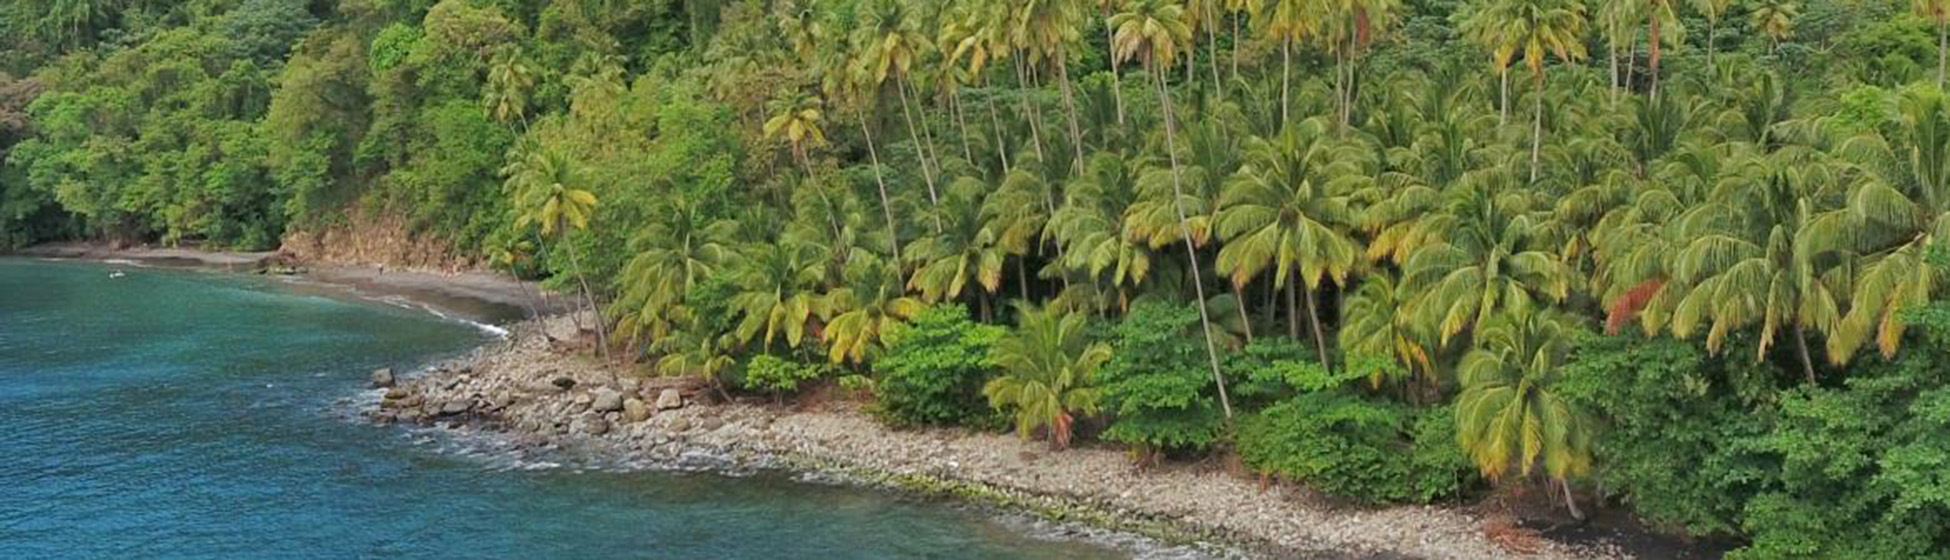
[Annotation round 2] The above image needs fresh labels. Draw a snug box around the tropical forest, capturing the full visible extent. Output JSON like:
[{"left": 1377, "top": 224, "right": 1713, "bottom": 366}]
[{"left": 8, "top": 0, "right": 1950, "bottom": 556}]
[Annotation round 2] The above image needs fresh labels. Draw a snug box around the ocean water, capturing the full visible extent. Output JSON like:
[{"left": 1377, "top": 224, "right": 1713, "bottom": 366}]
[{"left": 0, "top": 259, "right": 1127, "bottom": 559}]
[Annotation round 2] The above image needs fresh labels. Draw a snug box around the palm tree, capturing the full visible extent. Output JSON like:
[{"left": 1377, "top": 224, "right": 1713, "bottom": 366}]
[
  {"left": 1481, "top": 0, "right": 1588, "bottom": 182},
  {"left": 1113, "top": 0, "right": 1234, "bottom": 419},
  {"left": 507, "top": 147, "right": 609, "bottom": 357},
  {"left": 1455, "top": 307, "right": 1594, "bottom": 519},
  {"left": 1403, "top": 175, "right": 1573, "bottom": 346},
  {"left": 1642, "top": 0, "right": 1682, "bottom": 99},
  {"left": 1923, "top": 0, "right": 1950, "bottom": 87},
  {"left": 1340, "top": 272, "right": 1435, "bottom": 395},
  {"left": 612, "top": 198, "right": 731, "bottom": 346},
  {"left": 1051, "top": 151, "right": 1152, "bottom": 310},
  {"left": 1014, "top": 0, "right": 1090, "bottom": 172},
  {"left": 856, "top": 0, "right": 944, "bottom": 217},
  {"left": 1250, "top": 0, "right": 1321, "bottom": 123},
  {"left": 907, "top": 177, "right": 1008, "bottom": 320},
  {"left": 984, "top": 302, "right": 1109, "bottom": 449},
  {"left": 728, "top": 239, "right": 830, "bottom": 352},
  {"left": 824, "top": 252, "right": 926, "bottom": 364},
  {"left": 764, "top": 92, "right": 846, "bottom": 240},
  {"left": 484, "top": 49, "right": 534, "bottom": 130},
  {"left": 1750, "top": 0, "right": 1798, "bottom": 55},
  {"left": 1214, "top": 118, "right": 1364, "bottom": 370},
  {"left": 1691, "top": 0, "right": 1729, "bottom": 71}
]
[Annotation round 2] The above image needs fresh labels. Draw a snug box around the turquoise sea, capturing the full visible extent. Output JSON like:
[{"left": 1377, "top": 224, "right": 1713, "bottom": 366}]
[{"left": 0, "top": 259, "right": 1129, "bottom": 559}]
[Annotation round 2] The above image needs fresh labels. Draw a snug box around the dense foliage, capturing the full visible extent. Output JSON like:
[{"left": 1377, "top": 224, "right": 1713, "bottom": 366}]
[{"left": 11, "top": 0, "right": 1950, "bottom": 553}]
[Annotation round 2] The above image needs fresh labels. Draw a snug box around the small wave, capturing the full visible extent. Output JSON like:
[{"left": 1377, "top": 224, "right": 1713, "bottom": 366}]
[{"left": 371, "top": 294, "right": 511, "bottom": 338}]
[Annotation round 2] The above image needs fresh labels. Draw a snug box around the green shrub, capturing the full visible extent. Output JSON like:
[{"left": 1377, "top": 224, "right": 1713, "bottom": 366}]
[
  {"left": 1097, "top": 302, "right": 1225, "bottom": 454},
  {"left": 872, "top": 305, "right": 1006, "bottom": 429},
  {"left": 740, "top": 354, "right": 833, "bottom": 401},
  {"left": 1234, "top": 358, "right": 1465, "bottom": 504}
]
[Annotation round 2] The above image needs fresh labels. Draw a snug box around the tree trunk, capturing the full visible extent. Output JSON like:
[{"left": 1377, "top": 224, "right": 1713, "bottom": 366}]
[
  {"left": 1281, "top": 38, "right": 1292, "bottom": 124},
  {"left": 1230, "top": 13, "right": 1242, "bottom": 83},
  {"left": 1103, "top": 12, "right": 1126, "bottom": 126},
  {"left": 1649, "top": 8, "right": 1663, "bottom": 101},
  {"left": 1707, "top": 19, "right": 1718, "bottom": 73},
  {"left": 1206, "top": 3, "right": 1224, "bottom": 102},
  {"left": 1287, "top": 279, "right": 1301, "bottom": 340},
  {"left": 952, "top": 88, "right": 974, "bottom": 165},
  {"left": 896, "top": 76, "right": 943, "bottom": 224},
  {"left": 1531, "top": 69, "right": 1545, "bottom": 183},
  {"left": 564, "top": 234, "right": 610, "bottom": 362},
  {"left": 1561, "top": 477, "right": 1586, "bottom": 521},
  {"left": 1304, "top": 283, "right": 1332, "bottom": 372},
  {"left": 906, "top": 78, "right": 946, "bottom": 176},
  {"left": 1018, "top": 255, "right": 1031, "bottom": 303},
  {"left": 1498, "top": 67, "right": 1509, "bottom": 126},
  {"left": 1014, "top": 56, "right": 1049, "bottom": 164},
  {"left": 1057, "top": 52, "right": 1087, "bottom": 173},
  {"left": 860, "top": 111, "right": 904, "bottom": 261},
  {"left": 985, "top": 84, "right": 1013, "bottom": 172},
  {"left": 1155, "top": 64, "right": 1235, "bottom": 420},
  {"left": 1940, "top": 19, "right": 1947, "bottom": 88},
  {"left": 1234, "top": 281, "right": 1254, "bottom": 344},
  {"left": 1795, "top": 325, "right": 1817, "bottom": 384}
]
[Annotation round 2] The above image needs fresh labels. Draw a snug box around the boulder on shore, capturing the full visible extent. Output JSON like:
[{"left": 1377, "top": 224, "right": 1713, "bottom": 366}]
[
  {"left": 370, "top": 368, "right": 396, "bottom": 388},
  {"left": 622, "top": 398, "right": 650, "bottom": 422},
  {"left": 655, "top": 388, "right": 684, "bottom": 410},
  {"left": 592, "top": 388, "right": 624, "bottom": 413}
]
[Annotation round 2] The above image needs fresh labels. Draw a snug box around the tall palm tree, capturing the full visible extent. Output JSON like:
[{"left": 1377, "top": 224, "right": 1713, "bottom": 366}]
[
  {"left": 856, "top": 0, "right": 944, "bottom": 216},
  {"left": 484, "top": 49, "right": 535, "bottom": 131},
  {"left": 1691, "top": 0, "right": 1729, "bottom": 71},
  {"left": 1750, "top": 0, "right": 1798, "bottom": 55},
  {"left": 613, "top": 198, "right": 731, "bottom": 345},
  {"left": 507, "top": 147, "right": 609, "bottom": 356},
  {"left": 1922, "top": 0, "right": 1950, "bottom": 87},
  {"left": 1455, "top": 307, "right": 1594, "bottom": 519},
  {"left": 1481, "top": 0, "right": 1588, "bottom": 182},
  {"left": 1113, "top": 0, "right": 1234, "bottom": 419},
  {"left": 1014, "top": 0, "right": 1090, "bottom": 172},
  {"left": 1214, "top": 119, "right": 1364, "bottom": 369},
  {"left": 1051, "top": 151, "right": 1152, "bottom": 310},
  {"left": 1642, "top": 0, "right": 1682, "bottom": 99},
  {"left": 985, "top": 302, "right": 1109, "bottom": 449},
  {"left": 1250, "top": 0, "right": 1321, "bottom": 123}
]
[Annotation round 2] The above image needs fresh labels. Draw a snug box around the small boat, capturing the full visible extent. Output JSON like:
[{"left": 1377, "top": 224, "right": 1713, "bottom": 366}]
[{"left": 109, "top": 271, "right": 126, "bottom": 279}]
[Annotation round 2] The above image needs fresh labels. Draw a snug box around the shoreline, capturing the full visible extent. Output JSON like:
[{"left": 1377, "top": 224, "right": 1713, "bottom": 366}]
[{"left": 371, "top": 315, "right": 1621, "bottom": 560}]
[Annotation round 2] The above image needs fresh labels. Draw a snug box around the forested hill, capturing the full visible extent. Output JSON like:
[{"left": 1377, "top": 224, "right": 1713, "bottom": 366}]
[{"left": 10, "top": 0, "right": 1950, "bottom": 556}]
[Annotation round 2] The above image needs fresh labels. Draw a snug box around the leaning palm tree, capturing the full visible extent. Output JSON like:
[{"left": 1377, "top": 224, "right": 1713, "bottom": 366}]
[
  {"left": 984, "top": 302, "right": 1110, "bottom": 449},
  {"left": 1455, "top": 306, "right": 1594, "bottom": 519},
  {"left": 727, "top": 239, "right": 830, "bottom": 353},
  {"left": 907, "top": 176, "right": 1008, "bottom": 320},
  {"left": 1112, "top": 0, "right": 1234, "bottom": 419},
  {"left": 507, "top": 146, "right": 608, "bottom": 356},
  {"left": 1213, "top": 118, "right": 1365, "bottom": 369}
]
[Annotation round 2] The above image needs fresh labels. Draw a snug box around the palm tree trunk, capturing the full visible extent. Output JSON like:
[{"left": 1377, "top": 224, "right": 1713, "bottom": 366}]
[
  {"left": 1281, "top": 38, "right": 1292, "bottom": 124},
  {"left": 953, "top": 88, "right": 975, "bottom": 165},
  {"left": 1155, "top": 64, "right": 1234, "bottom": 420},
  {"left": 896, "top": 77, "right": 943, "bottom": 229},
  {"left": 1014, "top": 56, "right": 1049, "bottom": 164},
  {"left": 1018, "top": 256, "right": 1031, "bottom": 302},
  {"left": 1205, "top": 5, "right": 1224, "bottom": 102},
  {"left": 1795, "top": 325, "right": 1817, "bottom": 384},
  {"left": 1057, "top": 52, "right": 1087, "bottom": 173},
  {"left": 1939, "top": 19, "right": 1947, "bottom": 88},
  {"left": 1303, "top": 284, "right": 1332, "bottom": 372},
  {"left": 859, "top": 112, "right": 905, "bottom": 261},
  {"left": 1234, "top": 281, "right": 1254, "bottom": 343},
  {"left": 1707, "top": 19, "right": 1718, "bottom": 73},
  {"left": 1531, "top": 69, "right": 1545, "bottom": 183},
  {"left": 1649, "top": 8, "right": 1663, "bottom": 100},
  {"left": 1287, "top": 280, "right": 1301, "bottom": 340},
  {"left": 1498, "top": 67, "right": 1509, "bottom": 125},
  {"left": 564, "top": 235, "right": 610, "bottom": 361},
  {"left": 1561, "top": 477, "right": 1586, "bottom": 521},
  {"left": 1230, "top": 13, "right": 1241, "bottom": 83},
  {"left": 1103, "top": 11, "right": 1126, "bottom": 126},
  {"left": 984, "top": 81, "right": 1013, "bottom": 172},
  {"left": 906, "top": 78, "right": 946, "bottom": 172}
]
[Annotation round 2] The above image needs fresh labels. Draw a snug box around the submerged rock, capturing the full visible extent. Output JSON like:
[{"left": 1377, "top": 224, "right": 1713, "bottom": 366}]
[
  {"left": 655, "top": 388, "right": 684, "bottom": 410},
  {"left": 370, "top": 368, "right": 395, "bottom": 388}
]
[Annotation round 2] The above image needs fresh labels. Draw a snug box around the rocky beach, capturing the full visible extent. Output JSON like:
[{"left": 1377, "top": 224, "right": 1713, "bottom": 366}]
[{"left": 367, "top": 315, "right": 1621, "bottom": 560}]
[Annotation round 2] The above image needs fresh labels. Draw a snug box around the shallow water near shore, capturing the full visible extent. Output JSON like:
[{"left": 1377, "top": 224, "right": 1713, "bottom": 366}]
[{"left": 0, "top": 259, "right": 1130, "bottom": 559}]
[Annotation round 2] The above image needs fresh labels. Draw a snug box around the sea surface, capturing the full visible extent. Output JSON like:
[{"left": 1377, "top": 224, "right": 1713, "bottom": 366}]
[{"left": 0, "top": 259, "right": 1129, "bottom": 559}]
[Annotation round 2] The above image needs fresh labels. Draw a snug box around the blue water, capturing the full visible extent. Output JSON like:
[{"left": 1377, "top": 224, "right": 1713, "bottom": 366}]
[{"left": 0, "top": 259, "right": 1125, "bottom": 559}]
